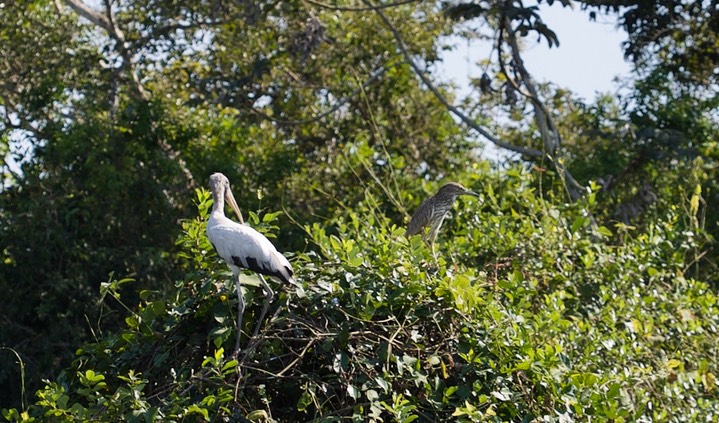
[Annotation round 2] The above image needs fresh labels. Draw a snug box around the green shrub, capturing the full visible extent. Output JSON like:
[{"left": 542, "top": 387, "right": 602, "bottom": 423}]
[{"left": 3, "top": 169, "right": 718, "bottom": 422}]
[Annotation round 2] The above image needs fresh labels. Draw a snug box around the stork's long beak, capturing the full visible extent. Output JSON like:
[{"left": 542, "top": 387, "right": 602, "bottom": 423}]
[{"left": 225, "top": 186, "right": 244, "bottom": 224}]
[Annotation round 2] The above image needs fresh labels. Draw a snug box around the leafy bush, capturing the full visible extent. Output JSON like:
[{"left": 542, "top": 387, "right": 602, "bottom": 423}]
[{"left": 3, "top": 169, "right": 718, "bottom": 421}]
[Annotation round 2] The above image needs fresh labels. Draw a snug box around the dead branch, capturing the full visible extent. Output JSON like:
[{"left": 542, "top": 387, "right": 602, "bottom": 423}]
[
  {"left": 249, "top": 62, "right": 399, "bottom": 125},
  {"left": 501, "top": 15, "right": 585, "bottom": 200},
  {"left": 62, "top": 0, "right": 196, "bottom": 190},
  {"left": 304, "top": 0, "right": 418, "bottom": 11},
  {"left": 362, "top": 0, "right": 544, "bottom": 158},
  {"left": 366, "top": 0, "right": 587, "bottom": 201},
  {"left": 501, "top": 16, "right": 559, "bottom": 157}
]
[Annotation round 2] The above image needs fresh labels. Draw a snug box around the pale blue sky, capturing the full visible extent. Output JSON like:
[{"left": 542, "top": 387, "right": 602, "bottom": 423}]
[
  {"left": 436, "top": 2, "right": 631, "bottom": 159},
  {"left": 440, "top": 3, "right": 631, "bottom": 101}
]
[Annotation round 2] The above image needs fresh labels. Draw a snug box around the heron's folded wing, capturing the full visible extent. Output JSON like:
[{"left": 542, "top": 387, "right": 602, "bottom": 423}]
[{"left": 405, "top": 200, "right": 432, "bottom": 236}]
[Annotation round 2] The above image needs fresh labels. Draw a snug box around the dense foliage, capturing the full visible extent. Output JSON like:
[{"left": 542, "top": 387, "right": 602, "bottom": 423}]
[
  {"left": 1, "top": 0, "right": 718, "bottom": 421},
  {"left": 4, "top": 173, "right": 719, "bottom": 421}
]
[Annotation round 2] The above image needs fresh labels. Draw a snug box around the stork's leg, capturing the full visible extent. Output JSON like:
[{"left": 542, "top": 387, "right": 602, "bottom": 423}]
[
  {"left": 233, "top": 273, "right": 245, "bottom": 355},
  {"left": 251, "top": 274, "right": 275, "bottom": 339}
]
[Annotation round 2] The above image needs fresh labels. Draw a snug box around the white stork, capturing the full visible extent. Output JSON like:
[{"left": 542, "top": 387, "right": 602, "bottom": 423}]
[{"left": 206, "top": 172, "right": 295, "bottom": 354}]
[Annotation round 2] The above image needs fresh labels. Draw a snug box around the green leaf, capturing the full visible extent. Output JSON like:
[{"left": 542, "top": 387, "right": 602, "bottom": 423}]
[
  {"left": 375, "top": 377, "right": 390, "bottom": 392},
  {"left": 329, "top": 235, "right": 342, "bottom": 252},
  {"left": 666, "top": 359, "right": 682, "bottom": 369},
  {"left": 347, "top": 384, "right": 360, "bottom": 400},
  {"left": 247, "top": 410, "right": 270, "bottom": 421},
  {"left": 262, "top": 211, "right": 282, "bottom": 223},
  {"left": 444, "top": 386, "right": 458, "bottom": 399},
  {"left": 125, "top": 315, "right": 140, "bottom": 329},
  {"left": 597, "top": 226, "right": 614, "bottom": 237},
  {"left": 297, "top": 391, "right": 313, "bottom": 412},
  {"left": 490, "top": 390, "right": 509, "bottom": 401},
  {"left": 347, "top": 256, "right": 363, "bottom": 268},
  {"left": 2, "top": 408, "right": 20, "bottom": 421},
  {"left": 186, "top": 405, "right": 209, "bottom": 421},
  {"left": 214, "top": 348, "right": 225, "bottom": 361},
  {"left": 222, "top": 360, "right": 238, "bottom": 372},
  {"left": 147, "top": 301, "right": 165, "bottom": 317},
  {"left": 571, "top": 216, "right": 587, "bottom": 233},
  {"left": 139, "top": 290, "right": 154, "bottom": 301},
  {"left": 85, "top": 370, "right": 104, "bottom": 384},
  {"left": 513, "top": 360, "right": 532, "bottom": 371}
]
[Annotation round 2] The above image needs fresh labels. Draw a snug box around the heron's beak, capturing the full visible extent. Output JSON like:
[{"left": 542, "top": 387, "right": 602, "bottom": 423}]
[
  {"left": 463, "top": 189, "right": 480, "bottom": 198},
  {"left": 225, "top": 187, "right": 244, "bottom": 224}
]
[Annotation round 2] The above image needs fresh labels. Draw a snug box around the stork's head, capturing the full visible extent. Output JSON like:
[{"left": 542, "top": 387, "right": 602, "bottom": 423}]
[
  {"left": 209, "top": 173, "right": 244, "bottom": 223},
  {"left": 436, "top": 182, "right": 479, "bottom": 199}
]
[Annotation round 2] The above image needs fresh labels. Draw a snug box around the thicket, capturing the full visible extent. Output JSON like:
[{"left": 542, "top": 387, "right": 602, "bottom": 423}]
[
  {"left": 2, "top": 0, "right": 719, "bottom": 421},
  {"left": 4, "top": 166, "right": 719, "bottom": 421}
]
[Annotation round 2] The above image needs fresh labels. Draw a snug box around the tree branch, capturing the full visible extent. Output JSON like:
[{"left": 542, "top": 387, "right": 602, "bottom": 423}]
[
  {"left": 63, "top": 0, "right": 147, "bottom": 100},
  {"left": 52, "top": 0, "right": 65, "bottom": 14},
  {"left": 367, "top": 0, "right": 587, "bottom": 200},
  {"left": 63, "top": 0, "right": 112, "bottom": 30},
  {"left": 502, "top": 16, "right": 559, "bottom": 157},
  {"left": 496, "top": 23, "right": 538, "bottom": 108},
  {"left": 62, "top": 0, "right": 195, "bottom": 190},
  {"left": 501, "top": 15, "right": 585, "bottom": 200},
  {"left": 135, "top": 20, "right": 225, "bottom": 46},
  {"left": 304, "top": 0, "right": 418, "bottom": 11},
  {"left": 249, "top": 62, "right": 398, "bottom": 125},
  {"left": 362, "top": 0, "right": 544, "bottom": 158}
]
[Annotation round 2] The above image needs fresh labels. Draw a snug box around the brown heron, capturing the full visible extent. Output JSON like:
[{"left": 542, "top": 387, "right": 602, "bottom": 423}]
[
  {"left": 206, "top": 173, "right": 295, "bottom": 354},
  {"left": 405, "top": 182, "right": 479, "bottom": 251}
]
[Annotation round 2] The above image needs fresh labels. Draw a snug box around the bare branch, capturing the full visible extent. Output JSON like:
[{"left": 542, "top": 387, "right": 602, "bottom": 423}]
[
  {"left": 501, "top": 16, "right": 585, "bottom": 199},
  {"left": 362, "top": 0, "right": 544, "bottom": 158},
  {"left": 249, "top": 62, "right": 398, "bottom": 125},
  {"left": 502, "top": 16, "right": 559, "bottom": 156},
  {"left": 52, "top": 0, "right": 65, "bottom": 14},
  {"left": 63, "top": 0, "right": 112, "bottom": 33},
  {"left": 496, "top": 23, "right": 538, "bottom": 106},
  {"left": 63, "top": 0, "right": 147, "bottom": 100},
  {"left": 366, "top": 0, "right": 588, "bottom": 201},
  {"left": 304, "top": 0, "right": 418, "bottom": 11},
  {"left": 135, "top": 20, "right": 225, "bottom": 46}
]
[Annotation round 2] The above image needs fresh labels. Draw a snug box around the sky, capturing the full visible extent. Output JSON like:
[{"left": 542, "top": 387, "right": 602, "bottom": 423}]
[
  {"left": 439, "top": 3, "right": 631, "bottom": 101},
  {"left": 521, "top": 5, "right": 631, "bottom": 100},
  {"left": 436, "top": 3, "right": 631, "bottom": 159}
]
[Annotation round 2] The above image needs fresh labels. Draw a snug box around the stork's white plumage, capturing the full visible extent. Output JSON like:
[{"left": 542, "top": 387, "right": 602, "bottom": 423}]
[{"left": 206, "top": 173, "right": 294, "bottom": 354}]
